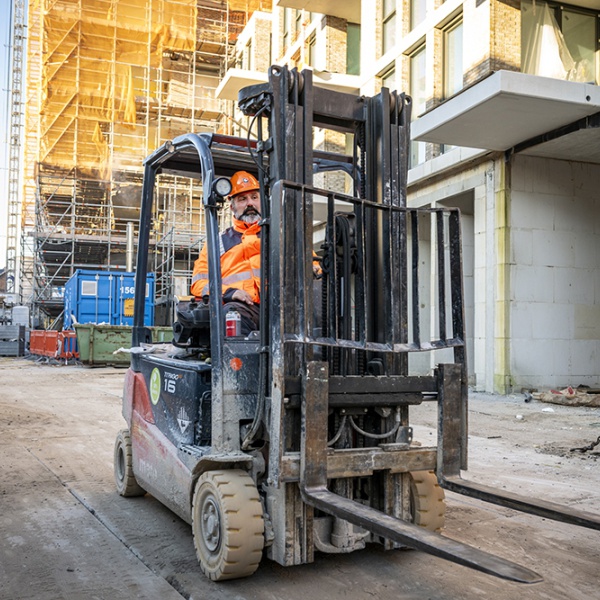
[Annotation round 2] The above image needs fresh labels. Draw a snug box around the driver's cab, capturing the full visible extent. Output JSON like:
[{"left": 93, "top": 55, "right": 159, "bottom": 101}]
[
  {"left": 127, "top": 127, "right": 352, "bottom": 455},
  {"left": 127, "top": 133, "right": 268, "bottom": 454}
]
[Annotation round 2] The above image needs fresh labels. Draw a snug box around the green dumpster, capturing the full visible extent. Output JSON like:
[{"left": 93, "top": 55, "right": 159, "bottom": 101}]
[{"left": 75, "top": 324, "right": 173, "bottom": 366}]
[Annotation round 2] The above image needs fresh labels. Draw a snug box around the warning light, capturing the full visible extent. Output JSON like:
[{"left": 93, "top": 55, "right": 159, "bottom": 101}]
[{"left": 230, "top": 357, "right": 243, "bottom": 371}]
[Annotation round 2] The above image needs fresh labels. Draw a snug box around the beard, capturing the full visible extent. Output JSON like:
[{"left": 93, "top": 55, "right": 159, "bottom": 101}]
[{"left": 238, "top": 207, "right": 260, "bottom": 224}]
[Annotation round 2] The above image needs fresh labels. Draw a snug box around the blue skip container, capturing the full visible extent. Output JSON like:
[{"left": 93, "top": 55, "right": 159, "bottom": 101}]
[{"left": 64, "top": 270, "right": 155, "bottom": 329}]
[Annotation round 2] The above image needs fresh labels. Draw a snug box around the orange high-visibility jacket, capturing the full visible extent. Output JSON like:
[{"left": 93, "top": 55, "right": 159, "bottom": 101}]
[{"left": 191, "top": 218, "right": 261, "bottom": 303}]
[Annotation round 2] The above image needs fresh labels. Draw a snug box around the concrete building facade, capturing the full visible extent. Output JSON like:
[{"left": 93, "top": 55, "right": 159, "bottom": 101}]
[{"left": 216, "top": 0, "right": 600, "bottom": 393}]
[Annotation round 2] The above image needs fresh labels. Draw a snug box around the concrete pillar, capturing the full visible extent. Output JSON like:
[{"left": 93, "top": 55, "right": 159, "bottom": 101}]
[{"left": 493, "top": 158, "right": 511, "bottom": 393}]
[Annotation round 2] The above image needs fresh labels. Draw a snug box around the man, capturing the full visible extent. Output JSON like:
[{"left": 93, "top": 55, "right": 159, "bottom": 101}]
[
  {"left": 191, "top": 171, "right": 262, "bottom": 334},
  {"left": 191, "top": 170, "right": 321, "bottom": 335}
]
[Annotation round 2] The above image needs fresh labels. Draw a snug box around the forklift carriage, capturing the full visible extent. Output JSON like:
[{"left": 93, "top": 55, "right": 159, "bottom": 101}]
[{"left": 114, "top": 65, "right": 599, "bottom": 583}]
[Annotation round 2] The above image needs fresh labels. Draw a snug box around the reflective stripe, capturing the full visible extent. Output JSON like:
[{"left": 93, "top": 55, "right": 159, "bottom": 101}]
[
  {"left": 222, "top": 271, "right": 254, "bottom": 285},
  {"left": 193, "top": 270, "right": 259, "bottom": 287},
  {"left": 192, "top": 272, "right": 209, "bottom": 284}
]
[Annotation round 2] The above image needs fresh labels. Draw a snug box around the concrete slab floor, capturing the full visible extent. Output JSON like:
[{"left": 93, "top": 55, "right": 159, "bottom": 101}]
[{"left": 0, "top": 357, "right": 598, "bottom": 600}]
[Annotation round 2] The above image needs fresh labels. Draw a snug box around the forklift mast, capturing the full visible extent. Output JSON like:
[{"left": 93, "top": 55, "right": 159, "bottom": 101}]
[
  {"left": 238, "top": 64, "right": 467, "bottom": 463},
  {"left": 234, "top": 65, "right": 479, "bottom": 573}
]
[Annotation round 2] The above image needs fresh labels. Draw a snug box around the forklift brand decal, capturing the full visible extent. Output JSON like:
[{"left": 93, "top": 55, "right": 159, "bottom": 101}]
[
  {"left": 177, "top": 407, "right": 191, "bottom": 434},
  {"left": 164, "top": 371, "right": 182, "bottom": 394},
  {"left": 150, "top": 368, "right": 161, "bottom": 405}
]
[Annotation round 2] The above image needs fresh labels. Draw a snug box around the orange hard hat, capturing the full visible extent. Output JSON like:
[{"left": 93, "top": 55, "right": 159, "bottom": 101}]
[{"left": 230, "top": 171, "right": 259, "bottom": 198}]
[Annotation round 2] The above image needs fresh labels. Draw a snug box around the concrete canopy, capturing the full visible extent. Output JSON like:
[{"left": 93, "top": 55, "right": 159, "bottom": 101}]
[
  {"left": 275, "top": 0, "right": 361, "bottom": 23},
  {"left": 216, "top": 67, "right": 360, "bottom": 102},
  {"left": 411, "top": 71, "right": 600, "bottom": 160},
  {"left": 215, "top": 68, "right": 268, "bottom": 102}
]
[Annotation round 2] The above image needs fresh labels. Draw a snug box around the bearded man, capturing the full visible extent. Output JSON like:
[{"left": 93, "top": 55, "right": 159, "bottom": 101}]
[{"left": 191, "top": 171, "right": 262, "bottom": 334}]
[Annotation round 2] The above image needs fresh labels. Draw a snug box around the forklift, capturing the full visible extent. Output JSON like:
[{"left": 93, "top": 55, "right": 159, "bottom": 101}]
[{"left": 114, "top": 65, "right": 599, "bottom": 583}]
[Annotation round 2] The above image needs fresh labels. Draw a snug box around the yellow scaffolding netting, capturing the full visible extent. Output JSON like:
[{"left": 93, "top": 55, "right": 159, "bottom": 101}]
[
  {"left": 26, "top": 0, "right": 272, "bottom": 179},
  {"left": 21, "top": 0, "right": 272, "bottom": 307},
  {"left": 33, "top": 0, "right": 199, "bottom": 176}
]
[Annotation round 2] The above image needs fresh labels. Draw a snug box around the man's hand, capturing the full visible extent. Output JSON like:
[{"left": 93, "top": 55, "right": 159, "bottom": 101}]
[{"left": 232, "top": 289, "right": 254, "bottom": 304}]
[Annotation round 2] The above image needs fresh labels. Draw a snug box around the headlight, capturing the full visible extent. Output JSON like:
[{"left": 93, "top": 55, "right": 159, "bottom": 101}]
[{"left": 213, "top": 177, "right": 233, "bottom": 198}]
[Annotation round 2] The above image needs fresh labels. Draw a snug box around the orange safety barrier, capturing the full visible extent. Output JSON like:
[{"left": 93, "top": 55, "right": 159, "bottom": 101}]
[
  {"left": 29, "top": 330, "right": 79, "bottom": 360},
  {"left": 59, "top": 331, "right": 79, "bottom": 359},
  {"left": 29, "top": 331, "right": 59, "bottom": 357}
]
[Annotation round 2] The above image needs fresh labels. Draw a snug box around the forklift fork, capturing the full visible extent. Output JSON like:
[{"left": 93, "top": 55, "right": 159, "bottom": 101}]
[
  {"left": 437, "top": 365, "right": 600, "bottom": 532},
  {"left": 440, "top": 475, "right": 600, "bottom": 531},
  {"left": 299, "top": 362, "right": 599, "bottom": 584},
  {"left": 299, "top": 362, "right": 542, "bottom": 583}
]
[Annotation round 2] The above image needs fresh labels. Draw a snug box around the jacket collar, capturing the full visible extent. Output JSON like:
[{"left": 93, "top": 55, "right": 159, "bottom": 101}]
[{"left": 232, "top": 217, "right": 261, "bottom": 234}]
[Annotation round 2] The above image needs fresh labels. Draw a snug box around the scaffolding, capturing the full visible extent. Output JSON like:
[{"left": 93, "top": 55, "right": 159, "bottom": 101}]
[
  {"left": 23, "top": 0, "right": 271, "bottom": 326},
  {"left": 6, "top": 0, "right": 26, "bottom": 296}
]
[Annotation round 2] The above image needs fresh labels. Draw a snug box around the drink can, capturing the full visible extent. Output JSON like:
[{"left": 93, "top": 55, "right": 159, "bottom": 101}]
[{"left": 225, "top": 310, "right": 241, "bottom": 337}]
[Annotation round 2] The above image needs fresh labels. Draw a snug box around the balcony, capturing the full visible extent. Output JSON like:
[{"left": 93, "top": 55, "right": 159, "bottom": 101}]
[
  {"left": 275, "top": 0, "right": 360, "bottom": 23},
  {"left": 411, "top": 70, "right": 600, "bottom": 163},
  {"left": 215, "top": 68, "right": 269, "bottom": 102},
  {"left": 216, "top": 67, "right": 360, "bottom": 102}
]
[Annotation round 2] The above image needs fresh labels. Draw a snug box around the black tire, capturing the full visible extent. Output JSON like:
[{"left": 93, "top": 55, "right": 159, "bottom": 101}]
[
  {"left": 114, "top": 429, "right": 145, "bottom": 497},
  {"left": 409, "top": 470, "right": 446, "bottom": 533},
  {"left": 192, "top": 469, "right": 264, "bottom": 581}
]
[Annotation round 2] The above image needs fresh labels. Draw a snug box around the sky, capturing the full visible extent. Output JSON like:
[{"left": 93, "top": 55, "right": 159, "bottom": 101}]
[{"left": 0, "top": 0, "right": 13, "bottom": 270}]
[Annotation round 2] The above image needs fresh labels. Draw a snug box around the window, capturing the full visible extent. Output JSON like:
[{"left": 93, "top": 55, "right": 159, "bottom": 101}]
[
  {"left": 291, "top": 50, "right": 301, "bottom": 70},
  {"left": 411, "top": 0, "right": 427, "bottom": 31},
  {"left": 409, "top": 46, "right": 427, "bottom": 167},
  {"left": 347, "top": 23, "right": 360, "bottom": 75},
  {"left": 81, "top": 281, "right": 97, "bottom": 296},
  {"left": 522, "top": 0, "right": 598, "bottom": 84},
  {"left": 443, "top": 17, "right": 463, "bottom": 98},
  {"left": 382, "top": 67, "right": 396, "bottom": 91},
  {"left": 283, "top": 9, "right": 301, "bottom": 52},
  {"left": 382, "top": 0, "right": 396, "bottom": 55},
  {"left": 243, "top": 39, "right": 253, "bottom": 70},
  {"left": 308, "top": 34, "right": 316, "bottom": 68},
  {"left": 283, "top": 8, "right": 292, "bottom": 51}
]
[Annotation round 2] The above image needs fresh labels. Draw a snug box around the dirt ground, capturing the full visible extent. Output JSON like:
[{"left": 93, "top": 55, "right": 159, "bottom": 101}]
[{"left": 0, "top": 357, "right": 598, "bottom": 600}]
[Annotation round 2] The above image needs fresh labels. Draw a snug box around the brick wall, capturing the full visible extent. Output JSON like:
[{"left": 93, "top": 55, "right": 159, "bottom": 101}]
[
  {"left": 490, "top": 0, "right": 520, "bottom": 72},
  {"left": 464, "top": 0, "right": 520, "bottom": 87},
  {"left": 509, "top": 155, "right": 600, "bottom": 389},
  {"left": 375, "top": 0, "right": 385, "bottom": 60},
  {"left": 324, "top": 16, "right": 347, "bottom": 73},
  {"left": 429, "top": 27, "right": 442, "bottom": 110},
  {"left": 254, "top": 17, "right": 272, "bottom": 71},
  {"left": 400, "top": 0, "right": 410, "bottom": 39}
]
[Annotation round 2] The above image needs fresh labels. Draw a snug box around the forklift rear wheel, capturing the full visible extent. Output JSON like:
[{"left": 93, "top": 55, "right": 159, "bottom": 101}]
[
  {"left": 409, "top": 470, "right": 445, "bottom": 533},
  {"left": 114, "top": 429, "right": 145, "bottom": 497},
  {"left": 192, "top": 469, "right": 264, "bottom": 581}
]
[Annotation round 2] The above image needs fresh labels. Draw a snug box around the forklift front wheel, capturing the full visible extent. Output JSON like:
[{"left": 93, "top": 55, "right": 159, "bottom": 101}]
[
  {"left": 114, "top": 429, "right": 145, "bottom": 497},
  {"left": 409, "top": 470, "right": 446, "bottom": 533},
  {"left": 192, "top": 469, "right": 264, "bottom": 581}
]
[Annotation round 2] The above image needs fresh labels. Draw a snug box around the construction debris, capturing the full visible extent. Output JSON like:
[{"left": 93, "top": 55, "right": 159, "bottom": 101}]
[
  {"left": 570, "top": 436, "right": 600, "bottom": 454},
  {"left": 532, "top": 386, "right": 600, "bottom": 407}
]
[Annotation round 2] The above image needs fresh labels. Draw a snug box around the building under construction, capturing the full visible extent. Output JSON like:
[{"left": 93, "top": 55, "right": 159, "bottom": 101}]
[
  {"left": 22, "top": 0, "right": 270, "bottom": 327},
  {"left": 14, "top": 0, "right": 600, "bottom": 393}
]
